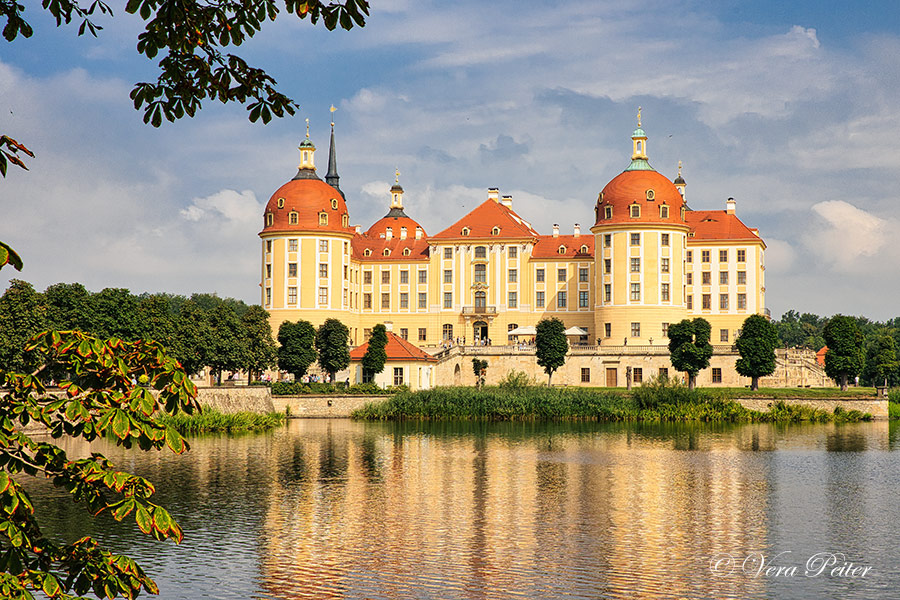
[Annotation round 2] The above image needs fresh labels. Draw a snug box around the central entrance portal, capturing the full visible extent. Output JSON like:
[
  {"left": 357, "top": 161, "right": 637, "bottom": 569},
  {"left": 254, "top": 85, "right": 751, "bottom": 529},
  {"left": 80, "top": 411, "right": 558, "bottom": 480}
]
[{"left": 473, "top": 321, "right": 488, "bottom": 343}]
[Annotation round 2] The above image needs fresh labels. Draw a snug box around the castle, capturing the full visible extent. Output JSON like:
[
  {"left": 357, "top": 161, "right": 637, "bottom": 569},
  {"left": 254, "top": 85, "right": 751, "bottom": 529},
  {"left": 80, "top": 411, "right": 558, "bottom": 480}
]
[{"left": 258, "top": 114, "right": 767, "bottom": 386}]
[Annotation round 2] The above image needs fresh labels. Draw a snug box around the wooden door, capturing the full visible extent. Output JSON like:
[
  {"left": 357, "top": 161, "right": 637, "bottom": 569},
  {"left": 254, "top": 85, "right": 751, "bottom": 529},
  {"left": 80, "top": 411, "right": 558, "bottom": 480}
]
[{"left": 606, "top": 368, "right": 617, "bottom": 387}]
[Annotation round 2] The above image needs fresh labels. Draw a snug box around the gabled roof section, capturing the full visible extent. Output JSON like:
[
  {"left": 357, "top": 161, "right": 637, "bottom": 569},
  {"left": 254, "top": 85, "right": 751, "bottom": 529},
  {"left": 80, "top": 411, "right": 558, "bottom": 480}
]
[
  {"left": 431, "top": 198, "right": 539, "bottom": 240},
  {"left": 351, "top": 234, "right": 430, "bottom": 261},
  {"left": 350, "top": 331, "right": 438, "bottom": 362},
  {"left": 532, "top": 235, "right": 595, "bottom": 259},
  {"left": 686, "top": 210, "right": 763, "bottom": 244}
]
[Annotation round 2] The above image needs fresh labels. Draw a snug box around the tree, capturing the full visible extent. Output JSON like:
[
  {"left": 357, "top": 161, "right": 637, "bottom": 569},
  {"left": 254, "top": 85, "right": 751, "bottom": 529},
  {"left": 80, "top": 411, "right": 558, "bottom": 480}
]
[
  {"left": 535, "top": 318, "right": 567, "bottom": 385},
  {"left": 667, "top": 318, "right": 713, "bottom": 390},
  {"left": 315, "top": 318, "right": 350, "bottom": 382},
  {"left": 735, "top": 314, "right": 779, "bottom": 391},
  {"left": 362, "top": 324, "right": 388, "bottom": 382},
  {"left": 44, "top": 282, "right": 94, "bottom": 332},
  {"left": 862, "top": 334, "right": 898, "bottom": 387},
  {"left": 823, "top": 314, "right": 864, "bottom": 391},
  {"left": 277, "top": 320, "right": 317, "bottom": 380},
  {"left": 241, "top": 305, "right": 277, "bottom": 382},
  {"left": 89, "top": 288, "right": 141, "bottom": 341},
  {"left": 171, "top": 299, "right": 213, "bottom": 377},
  {"left": 205, "top": 303, "right": 249, "bottom": 383},
  {"left": 472, "top": 358, "right": 488, "bottom": 388},
  {"left": 0, "top": 279, "right": 47, "bottom": 373},
  {"left": 136, "top": 293, "right": 180, "bottom": 353}
]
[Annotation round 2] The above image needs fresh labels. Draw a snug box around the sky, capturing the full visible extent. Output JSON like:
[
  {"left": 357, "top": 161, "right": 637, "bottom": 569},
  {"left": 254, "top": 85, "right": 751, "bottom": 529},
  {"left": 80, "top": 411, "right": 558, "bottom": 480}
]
[{"left": 2, "top": 0, "right": 900, "bottom": 321}]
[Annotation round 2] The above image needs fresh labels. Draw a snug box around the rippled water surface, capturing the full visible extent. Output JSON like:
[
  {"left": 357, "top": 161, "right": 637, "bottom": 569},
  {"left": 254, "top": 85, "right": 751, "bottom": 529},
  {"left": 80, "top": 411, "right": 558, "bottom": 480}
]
[{"left": 23, "top": 420, "right": 900, "bottom": 599}]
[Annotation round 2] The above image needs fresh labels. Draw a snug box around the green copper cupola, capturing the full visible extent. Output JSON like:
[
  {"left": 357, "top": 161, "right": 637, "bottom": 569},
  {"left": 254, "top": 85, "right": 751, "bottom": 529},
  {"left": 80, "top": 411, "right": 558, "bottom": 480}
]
[{"left": 626, "top": 107, "right": 653, "bottom": 171}]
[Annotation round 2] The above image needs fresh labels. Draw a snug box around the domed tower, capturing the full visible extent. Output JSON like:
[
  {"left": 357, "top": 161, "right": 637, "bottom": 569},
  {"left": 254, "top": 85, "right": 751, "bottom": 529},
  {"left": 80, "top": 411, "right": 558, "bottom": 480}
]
[
  {"left": 590, "top": 110, "right": 690, "bottom": 345},
  {"left": 259, "top": 122, "right": 355, "bottom": 331}
]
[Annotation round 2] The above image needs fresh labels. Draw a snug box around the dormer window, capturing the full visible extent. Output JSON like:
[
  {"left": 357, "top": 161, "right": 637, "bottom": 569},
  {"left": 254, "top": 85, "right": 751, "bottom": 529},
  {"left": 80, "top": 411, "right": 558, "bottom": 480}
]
[
  {"left": 364, "top": 249, "right": 372, "bottom": 256},
  {"left": 580, "top": 244, "right": 589, "bottom": 254},
  {"left": 319, "top": 212, "right": 328, "bottom": 226},
  {"left": 461, "top": 227, "right": 470, "bottom": 236},
  {"left": 342, "top": 215, "right": 349, "bottom": 227},
  {"left": 558, "top": 245, "right": 566, "bottom": 255},
  {"left": 681, "top": 206, "right": 686, "bottom": 220},
  {"left": 331, "top": 198, "right": 338, "bottom": 209},
  {"left": 660, "top": 204, "right": 669, "bottom": 219},
  {"left": 289, "top": 211, "right": 299, "bottom": 225},
  {"left": 604, "top": 205, "right": 613, "bottom": 219},
  {"left": 277, "top": 197, "right": 285, "bottom": 209},
  {"left": 646, "top": 189, "right": 655, "bottom": 201},
  {"left": 403, "top": 248, "right": 411, "bottom": 256},
  {"left": 265, "top": 213, "right": 273, "bottom": 227},
  {"left": 383, "top": 249, "right": 391, "bottom": 256},
  {"left": 630, "top": 204, "right": 641, "bottom": 218},
  {"left": 492, "top": 226, "right": 500, "bottom": 236}
]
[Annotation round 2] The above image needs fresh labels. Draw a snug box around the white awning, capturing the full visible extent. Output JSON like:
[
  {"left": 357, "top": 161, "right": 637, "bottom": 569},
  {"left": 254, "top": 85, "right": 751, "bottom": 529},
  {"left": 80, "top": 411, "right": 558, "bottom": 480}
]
[
  {"left": 564, "top": 326, "right": 589, "bottom": 336},
  {"left": 507, "top": 325, "right": 537, "bottom": 336}
]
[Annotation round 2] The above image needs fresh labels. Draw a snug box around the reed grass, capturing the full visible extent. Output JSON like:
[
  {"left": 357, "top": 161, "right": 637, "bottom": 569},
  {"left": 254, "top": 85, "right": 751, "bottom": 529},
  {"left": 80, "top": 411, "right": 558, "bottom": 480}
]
[{"left": 156, "top": 409, "right": 286, "bottom": 434}]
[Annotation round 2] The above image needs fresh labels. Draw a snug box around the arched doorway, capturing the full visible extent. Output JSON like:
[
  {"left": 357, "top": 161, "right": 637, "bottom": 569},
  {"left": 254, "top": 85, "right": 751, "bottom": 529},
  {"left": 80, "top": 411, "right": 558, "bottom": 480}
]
[
  {"left": 454, "top": 364, "right": 461, "bottom": 385},
  {"left": 473, "top": 320, "right": 488, "bottom": 343}
]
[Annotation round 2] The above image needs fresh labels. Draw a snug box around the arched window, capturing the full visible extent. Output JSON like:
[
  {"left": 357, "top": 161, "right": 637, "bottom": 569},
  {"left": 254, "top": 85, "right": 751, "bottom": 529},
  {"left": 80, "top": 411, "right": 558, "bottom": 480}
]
[
  {"left": 331, "top": 198, "right": 338, "bottom": 209},
  {"left": 580, "top": 244, "right": 589, "bottom": 254},
  {"left": 289, "top": 211, "right": 298, "bottom": 225},
  {"left": 461, "top": 227, "right": 470, "bottom": 236},
  {"left": 475, "top": 246, "right": 487, "bottom": 259},
  {"left": 403, "top": 247, "right": 411, "bottom": 256},
  {"left": 558, "top": 245, "right": 566, "bottom": 255},
  {"left": 277, "top": 197, "right": 285, "bottom": 209},
  {"left": 364, "top": 249, "right": 372, "bottom": 257},
  {"left": 383, "top": 248, "right": 391, "bottom": 256},
  {"left": 492, "top": 226, "right": 500, "bottom": 236},
  {"left": 474, "top": 291, "right": 487, "bottom": 308},
  {"left": 319, "top": 212, "right": 328, "bottom": 225},
  {"left": 342, "top": 214, "right": 349, "bottom": 227}
]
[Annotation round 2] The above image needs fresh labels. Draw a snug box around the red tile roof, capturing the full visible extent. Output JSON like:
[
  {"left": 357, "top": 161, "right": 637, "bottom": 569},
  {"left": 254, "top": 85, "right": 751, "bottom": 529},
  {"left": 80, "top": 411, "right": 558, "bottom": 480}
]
[
  {"left": 531, "top": 235, "right": 594, "bottom": 258},
  {"left": 260, "top": 178, "right": 353, "bottom": 236},
  {"left": 352, "top": 212, "right": 430, "bottom": 261},
  {"left": 593, "top": 169, "right": 687, "bottom": 227},
  {"left": 350, "top": 331, "right": 438, "bottom": 362},
  {"left": 686, "top": 210, "right": 763, "bottom": 243},
  {"left": 431, "top": 199, "right": 539, "bottom": 240}
]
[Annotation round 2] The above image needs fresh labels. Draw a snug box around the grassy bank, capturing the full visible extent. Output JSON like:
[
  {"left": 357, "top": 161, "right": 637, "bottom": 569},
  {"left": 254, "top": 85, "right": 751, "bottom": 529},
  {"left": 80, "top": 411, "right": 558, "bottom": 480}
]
[
  {"left": 156, "top": 409, "right": 286, "bottom": 434},
  {"left": 352, "top": 380, "right": 873, "bottom": 423}
]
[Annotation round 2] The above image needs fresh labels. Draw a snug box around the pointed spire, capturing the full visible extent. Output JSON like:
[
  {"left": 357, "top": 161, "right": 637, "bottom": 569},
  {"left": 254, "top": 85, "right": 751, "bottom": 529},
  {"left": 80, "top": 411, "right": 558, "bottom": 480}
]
[{"left": 325, "top": 105, "right": 343, "bottom": 198}]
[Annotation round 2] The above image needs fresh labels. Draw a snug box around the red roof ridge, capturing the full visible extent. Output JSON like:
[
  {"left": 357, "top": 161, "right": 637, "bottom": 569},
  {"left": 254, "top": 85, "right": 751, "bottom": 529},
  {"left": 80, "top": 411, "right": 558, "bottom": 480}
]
[{"left": 350, "top": 331, "right": 437, "bottom": 362}]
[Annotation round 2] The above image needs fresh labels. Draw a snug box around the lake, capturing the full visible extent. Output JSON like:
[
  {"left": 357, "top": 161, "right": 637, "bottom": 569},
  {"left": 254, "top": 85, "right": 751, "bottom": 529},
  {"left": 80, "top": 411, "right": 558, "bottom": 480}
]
[{"left": 23, "top": 419, "right": 900, "bottom": 599}]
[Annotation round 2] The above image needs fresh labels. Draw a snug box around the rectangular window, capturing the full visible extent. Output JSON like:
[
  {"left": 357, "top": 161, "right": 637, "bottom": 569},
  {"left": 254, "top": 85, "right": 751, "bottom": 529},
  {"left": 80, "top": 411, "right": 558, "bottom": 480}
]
[
  {"left": 364, "top": 293, "right": 372, "bottom": 309},
  {"left": 266, "top": 240, "right": 272, "bottom": 253},
  {"left": 630, "top": 233, "right": 640, "bottom": 246},
  {"left": 701, "top": 250, "right": 710, "bottom": 263},
  {"left": 400, "top": 293, "right": 408, "bottom": 309},
  {"left": 344, "top": 265, "right": 348, "bottom": 280},
  {"left": 418, "top": 328, "right": 427, "bottom": 341},
  {"left": 536, "top": 291, "right": 545, "bottom": 307},
  {"left": 319, "top": 263, "right": 328, "bottom": 278},
  {"left": 604, "top": 259, "right": 611, "bottom": 273},
  {"left": 418, "top": 270, "right": 427, "bottom": 284},
  {"left": 712, "top": 368, "right": 722, "bottom": 383},
  {"left": 381, "top": 271, "right": 390, "bottom": 284},
  {"left": 508, "top": 246, "right": 518, "bottom": 258},
  {"left": 661, "top": 233, "right": 670, "bottom": 246},
  {"left": 630, "top": 283, "right": 640, "bottom": 301},
  {"left": 686, "top": 250, "right": 693, "bottom": 262},
  {"left": 720, "top": 329, "right": 729, "bottom": 342},
  {"left": 604, "top": 323, "right": 611, "bottom": 337},
  {"left": 661, "top": 258, "right": 669, "bottom": 273},
  {"left": 579, "top": 290, "right": 589, "bottom": 308},
  {"left": 662, "top": 322, "right": 669, "bottom": 337},
  {"left": 686, "top": 295, "right": 693, "bottom": 309},
  {"left": 702, "top": 294, "right": 711, "bottom": 309},
  {"left": 474, "top": 264, "right": 487, "bottom": 283},
  {"left": 319, "top": 240, "right": 328, "bottom": 252},
  {"left": 418, "top": 292, "right": 427, "bottom": 309},
  {"left": 630, "top": 257, "right": 640, "bottom": 272},
  {"left": 631, "top": 322, "right": 640, "bottom": 337},
  {"left": 604, "top": 234, "right": 612, "bottom": 247},
  {"left": 581, "top": 368, "right": 591, "bottom": 383},
  {"left": 738, "top": 293, "right": 747, "bottom": 309},
  {"left": 265, "top": 287, "right": 271, "bottom": 305},
  {"left": 737, "top": 249, "right": 746, "bottom": 262},
  {"left": 579, "top": 267, "right": 589, "bottom": 282},
  {"left": 318, "top": 287, "right": 328, "bottom": 305},
  {"left": 343, "top": 289, "right": 347, "bottom": 305},
  {"left": 630, "top": 204, "right": 640, "bottom": 218},
  {"left": 288, "top": 287, "right": 297, "bottom": 304},
  {"left": 400, "top": 328, "right": 408, "bottom": 340},
  {"left": 381, "top": 293, "right": 390, "bottom": 309},
  {"left": 661, "top": 283, "right": 670, "bottom": 301},
  {"left": 364, "top": 271, "right": 372, "bottom": 285},
  {"left": 444, "top": 247, "right": 453, "bottom": 259},
  {"left": 288, "top": 239, "right": 298, "bottom": 252},
  {"left": 393, "top": 367, "right": 404, "bottom": 386},
  {"left": 719, "top": 249, "right": 728, "bottom": 262},
  {"left": 400, "top": 270, "right": 409, "bottom": 284},
  {"left": 266, "top": 264, "right": 272, "bottom": 279},
  {"left": 659, "top": 367, "right": 668, "bottom": 379},
  {"left": 719, "top": 271, "right": 728, "bottom": 285},
  {"left": 364, "top": 328, "right": 372, "bottom": 341},
  {"left": 444, "top": 269, "right": 453, "bottom": 283},
  {"left": 702, "top": 271, "right": 711, "bottom": 285},
  {"left": 509, "top": 269, "right": 518, "bottom": 283},
  {"left": 508, "top": 292, "right": 518, "bottom": 308},
  {"left": 720, "top": 294, "right": 729, "bottom": 310},
  {"left": 536, "top": 268, "right": 545, "bottom": 282},
  {"left": 557, "top": 292, "right": 567, "bottom": 308},
  {"left": 737, "top": 271, "right": 747, "bottom": 285},
  {"left": 444, "top": 292, "right": 452, "bottom": 308},
  {"left": 686, "top": 272, "right": 693, "bottom": 285},
  {"left": 604, "top": 284, "right": 612, "bottom": 302},
  {"left": 633, "top": 368, "right": 643, "bottom": 384},
  {"left": 558, "top": 268, "right": 567, "bottom": 282}
]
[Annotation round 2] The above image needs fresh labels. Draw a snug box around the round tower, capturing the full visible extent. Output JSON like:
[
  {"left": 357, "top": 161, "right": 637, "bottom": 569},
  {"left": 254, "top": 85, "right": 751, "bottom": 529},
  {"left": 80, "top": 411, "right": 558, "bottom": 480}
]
[{"left": 590, "top": 111, "right": 690, "bottom": 345}]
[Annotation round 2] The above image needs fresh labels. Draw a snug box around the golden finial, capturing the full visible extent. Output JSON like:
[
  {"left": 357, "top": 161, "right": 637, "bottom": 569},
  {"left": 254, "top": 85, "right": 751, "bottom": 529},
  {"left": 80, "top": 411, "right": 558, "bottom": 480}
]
[
  {"left": 637, "top": 106, "right": 642, "bottom": 127},
  {"left": 330, "top": 104, "right": 337, "bottom": 128},
  {"left": 395, "top": 168, "right": 401, "bottom": 184},
  {"left": 305, "top": 118, "right": 310, "bottom": 138},
  {"left": 678, "top": 160, "right": 682, "bottom": 176}
]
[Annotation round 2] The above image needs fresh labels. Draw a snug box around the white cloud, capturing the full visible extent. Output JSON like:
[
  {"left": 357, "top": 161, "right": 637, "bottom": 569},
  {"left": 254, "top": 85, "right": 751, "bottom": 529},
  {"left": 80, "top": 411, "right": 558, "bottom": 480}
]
[{"left": 803, "top": 201, "right": 888, "bottom": 271}]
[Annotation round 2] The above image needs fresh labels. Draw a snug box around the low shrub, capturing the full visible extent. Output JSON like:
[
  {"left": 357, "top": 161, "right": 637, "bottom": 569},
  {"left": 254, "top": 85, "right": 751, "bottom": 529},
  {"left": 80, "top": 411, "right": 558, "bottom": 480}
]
[{"left": 498, "top": 370, "right": 535, "bottom": 389}]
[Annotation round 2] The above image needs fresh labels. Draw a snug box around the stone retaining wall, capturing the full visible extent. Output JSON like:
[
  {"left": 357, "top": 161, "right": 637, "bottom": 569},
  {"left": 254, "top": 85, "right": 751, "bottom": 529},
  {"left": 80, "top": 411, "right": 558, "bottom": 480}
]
[
  {"left": 196, "top": 386, "right": 275, "bottom": 414},
  {"left": 735, "top": 398, "right": 888, "bottom": 419},
  {"left": 271, "top": 395, "right": 383, "bottom": 418}
]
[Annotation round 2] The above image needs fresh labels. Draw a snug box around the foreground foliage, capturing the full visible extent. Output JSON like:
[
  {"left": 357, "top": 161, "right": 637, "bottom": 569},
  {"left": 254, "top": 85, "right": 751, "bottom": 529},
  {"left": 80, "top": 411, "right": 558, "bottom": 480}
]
[
  {"left": 0, "top": 330, "right": 199, "bottom": 599},
  {"left": 353, "top": 378, "right": 873, "bottom": 424}
]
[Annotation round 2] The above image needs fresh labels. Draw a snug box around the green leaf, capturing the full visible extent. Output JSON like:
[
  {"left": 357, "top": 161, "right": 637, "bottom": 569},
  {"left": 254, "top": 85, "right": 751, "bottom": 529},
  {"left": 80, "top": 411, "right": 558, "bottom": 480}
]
[
  {"left": 164, "top": 426, "right": 185, "bottom": 453},
  {"left": 135, "top": 504, "right": 152, "bottom": 534},
  {"left": 111, "top": 409, "right": 130, "bottom": 439},
  {"left": 42, "top": 573, "right": 60, "bottom": 597}
]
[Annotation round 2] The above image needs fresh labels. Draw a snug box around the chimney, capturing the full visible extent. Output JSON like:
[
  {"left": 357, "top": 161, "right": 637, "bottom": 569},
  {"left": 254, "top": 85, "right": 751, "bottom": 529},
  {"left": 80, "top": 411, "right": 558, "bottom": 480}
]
[
  {"left": 573, "top": 223, "right": 580, "bottom": 237},
  {"left": 552, "top": 224, "right": 560, "bottom": 238},
  {"left": 400, "top": 226, "right": 407, "bottom": 240},
  {"left": 415, "top": 226, "right": 423, "bottom": 240},
  {"left": 386, "top": 227, "right": 393, "bottom": 240},
  {"left": 501, "top": 195, "right": 513, "bottom": 207},
  {"left": 488, "top": 188, "right": 500, "bottom": 203},
  {"left": 354, "top": 225, "right": 361, "bottom": 234},
  {"left": 726, "top": 197, "right": 736, "bottom": 215},
  {"left": 384, "top": 321, "right": 393, "bottom": 332}
]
